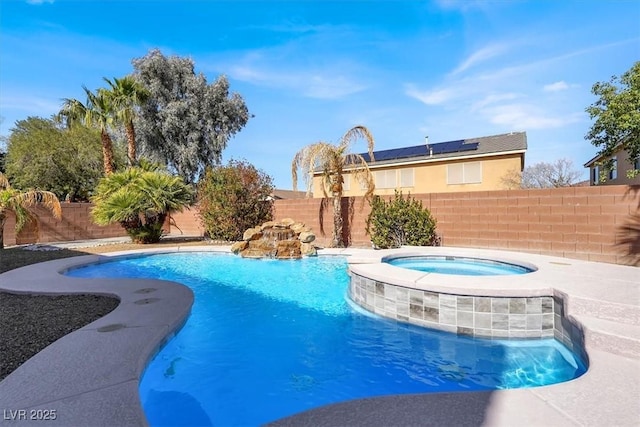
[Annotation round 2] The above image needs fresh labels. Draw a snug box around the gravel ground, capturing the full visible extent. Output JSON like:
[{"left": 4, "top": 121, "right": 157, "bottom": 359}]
[
  {"left": 0, "top": 292, "right": 119, "bottom": 380},
  {"left": 0, "top": 238, "right": 208, "bottom": 382}
]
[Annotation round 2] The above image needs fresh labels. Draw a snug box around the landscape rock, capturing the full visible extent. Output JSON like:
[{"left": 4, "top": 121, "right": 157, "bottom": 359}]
[
  {"left": 299, "top": 231, "right": 316, "bottom": 243},
  {"left": 243, "top": 227, "right": 262, "bottom": 241},
  {"left": 231, "top": 241, "right": 248, "bottom": 254},
  {"left": 301, "top": 242, "right": 317, "bottom": 257},
  {"left": 280, "top": 218, "right": 296, "bottom": 226},
  {"left": 232, "top": 219, "right": 317, "bottom": 259}
]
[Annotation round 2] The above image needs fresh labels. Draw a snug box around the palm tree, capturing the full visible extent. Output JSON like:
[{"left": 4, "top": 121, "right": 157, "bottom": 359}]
[
  {"left": 58, "top": 86, "right": 116, "bottom": 175},
  {"left": 101, "top": 76, "right": 149, "bottom": 166},
  {"left": 91, "top": 165, "right": 194, "bottom": 243},
  {"left": 292, "top": 125, "right": 376, "bottom": 247},
  {"left": 0, "top": 172, "right": 62, "bottom": 249}
]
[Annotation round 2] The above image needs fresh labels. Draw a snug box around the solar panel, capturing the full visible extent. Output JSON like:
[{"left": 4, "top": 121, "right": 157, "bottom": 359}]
[
  {"left": 431, "top": 140, "right": 479, "bottom": 155},
  {"left": 360, "top": 139, "right": 479, "bottom": 162}
]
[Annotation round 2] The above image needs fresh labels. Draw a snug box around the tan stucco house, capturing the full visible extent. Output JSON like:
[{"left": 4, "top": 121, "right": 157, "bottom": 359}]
[
  {"left": 583, "top": 145, "right": 640, "bottom": 186},
  {"left": 312, "top": 132, "right": 527, "bottom": 197}
]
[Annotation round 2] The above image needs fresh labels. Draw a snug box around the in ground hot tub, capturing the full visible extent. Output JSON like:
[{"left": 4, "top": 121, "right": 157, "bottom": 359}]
[{"left": 385, "top": 255, "right": 536, "bottom": 276}]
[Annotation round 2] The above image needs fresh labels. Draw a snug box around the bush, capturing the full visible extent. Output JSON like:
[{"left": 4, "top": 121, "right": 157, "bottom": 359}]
[
  {"left": 91, "top": 165, "right": 194, "bottom": 243},
  {"left": 366, "top": 191, "right": 438, "bottom": 249},
  {"left": 197, "top": 160, "right": 274, "bottom": 241}
]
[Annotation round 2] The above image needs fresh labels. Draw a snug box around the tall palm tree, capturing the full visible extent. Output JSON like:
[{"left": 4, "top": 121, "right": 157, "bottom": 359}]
[
  {"left": 101, "top": 76, "right": 149, "bottom": 166},
  {"left": 0, "top": 172, "right": 62, "bottom": 249},
  {"left": 292, "top": 125, "right": 376, "bottom": 248},
  {"left": 58, "top": 86, "right": 116, "bottom": 175}
]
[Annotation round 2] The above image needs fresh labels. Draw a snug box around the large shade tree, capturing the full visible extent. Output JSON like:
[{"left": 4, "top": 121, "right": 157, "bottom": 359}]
[
  {"left": 58, "top": 87, "right": 116, "bottom": 175},
  {"left": 292, "top": 125, "right": 376, "bottom": 248},
  {"left": 132, "top": 49, "right": 250, "bottom": 183},
  {"left": 0, "top": 172, "right": 61, "bottom": 249},
  {"left": 102, "top": 76, "right": 149, "bottom": 166},
  {"left": 586, "top": 61, "right": 640, "bottom": 178},
  {"left": 5, "top": 117, "right": 109, "bottom": 200}
]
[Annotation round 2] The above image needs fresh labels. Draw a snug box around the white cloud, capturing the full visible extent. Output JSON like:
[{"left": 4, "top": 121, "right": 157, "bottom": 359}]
[
  {"left": 405, "top": 85, "right": 458, "bottom": 105},
  {"left": 305, "top": 75, "right": 366, "bottom": 99},
  {"left": 452, "top": 44, "right": 511, "bottom": 75},
  {"left": 484, "top": 104, "right": 583, "bottom": 130},
  {"left": 471, "top": 93, "right": 521, "bottom": 111},
  {"left": 543, "top": 81, "right": 570, "bottom": 92},
  {"left": 0, "top": 95, "right": 61, "bottom": 115},
  {"left": 227, "top": 63, "right": 366, "bottom": 100}
]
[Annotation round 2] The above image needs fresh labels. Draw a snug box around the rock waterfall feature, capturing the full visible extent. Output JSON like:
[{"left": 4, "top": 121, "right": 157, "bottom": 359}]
[{"left": 231, "top": 218, "right": 317, "bottom": 259}]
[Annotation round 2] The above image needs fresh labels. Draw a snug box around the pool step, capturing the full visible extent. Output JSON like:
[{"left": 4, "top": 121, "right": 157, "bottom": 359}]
[
  {"left": 572, "top": 314, "right": 640, "bottom": 359},
  {"left": 566, "top": 295, "right": 639, "bottom": 326}
]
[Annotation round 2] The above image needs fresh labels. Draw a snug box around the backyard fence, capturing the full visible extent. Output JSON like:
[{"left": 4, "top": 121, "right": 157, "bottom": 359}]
[{"left": 3, "top": 185, "right": 639, "bottom": 266}]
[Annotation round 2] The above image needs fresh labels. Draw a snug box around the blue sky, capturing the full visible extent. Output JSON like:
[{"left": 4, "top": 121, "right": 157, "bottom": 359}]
[{"left": 1, "top": 0, "right": 639, "bottom": 189}]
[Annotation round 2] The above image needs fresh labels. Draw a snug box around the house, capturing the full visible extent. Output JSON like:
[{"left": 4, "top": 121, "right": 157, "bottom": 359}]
[
  {"left": 312, "top": 132, "right": 527, "bottom": 197},
  {"left": 583, "top": 145, "right": 640, "bottom": 186},
  {"left": 266, "top": 189, "right": 309, "bottom": 201}
]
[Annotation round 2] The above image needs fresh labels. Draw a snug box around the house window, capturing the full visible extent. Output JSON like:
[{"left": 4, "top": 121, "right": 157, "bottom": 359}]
[
  {"left": 447, "top": 162, "right": 482, "bottom": 185},
  {"left": 341, "top": 174, "right": 350, "bottom": 191},
  {"left": 608, "top": 158, "right": 617, "bottom": 180},
  {"left": 399, "top": 168, "right": 414, "bottom": 187},
  {"left": 635, "top": 158, "right": 640, "bottom": 171},
  {"left": 375, "top": 170, "right": 397, "bottom": 188},
  {"left": 592, "top": 166, "right": 599, "bottom": 185}
]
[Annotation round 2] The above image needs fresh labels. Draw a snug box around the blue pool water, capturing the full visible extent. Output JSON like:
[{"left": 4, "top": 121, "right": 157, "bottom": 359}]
[
  {"left": 387, "top": 256, "right": 534, "bottom": 275},
  {"left": 67, "top": 253, "right": 584, "bottom": 426}
]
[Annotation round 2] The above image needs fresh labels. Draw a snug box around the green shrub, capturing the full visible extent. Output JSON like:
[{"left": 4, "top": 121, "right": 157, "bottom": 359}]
[
  {"left": 197, "top": 160, "right": 274, "bottom": 241},
  {"left": 366, "top": 191, "right": 438, "bottom": 249},
  {"left": 91, "top": 166, "right": 194, "bottom": 244}
]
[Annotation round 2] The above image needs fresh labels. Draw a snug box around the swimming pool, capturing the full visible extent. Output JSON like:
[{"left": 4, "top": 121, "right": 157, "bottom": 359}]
[
  {"left": 66, "top": 252, "right": 586, "bottom": 426},
  {"left": 386, "top": 255, "right": 535, "bottom": 275}
]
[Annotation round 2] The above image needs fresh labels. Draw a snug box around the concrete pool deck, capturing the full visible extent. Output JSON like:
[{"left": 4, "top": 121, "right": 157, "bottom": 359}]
[{"left": 0, "top": 245, "right": 638, "bottom": 426}]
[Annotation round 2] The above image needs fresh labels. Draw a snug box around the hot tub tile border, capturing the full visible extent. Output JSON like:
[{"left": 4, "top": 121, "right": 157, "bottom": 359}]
[{"left": 349, "top": 272, "right": 569, "bottom": 341}]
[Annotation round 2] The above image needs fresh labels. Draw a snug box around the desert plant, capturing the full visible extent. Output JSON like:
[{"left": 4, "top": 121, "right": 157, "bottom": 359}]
[
  {"left": 197, "top": 160, "right": 274, "bottom": 241},
  {"left": 366, "top": 191, "right": 437, "bottom": 249},
  {"left": 0, "top": 172, "right": 61, "bottom": 249},
  {"left": 91, "top": 166, "right": 193, "bottom": 243}
]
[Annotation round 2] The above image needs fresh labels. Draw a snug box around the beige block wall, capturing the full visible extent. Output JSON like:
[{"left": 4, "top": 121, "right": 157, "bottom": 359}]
[
  {"left": 312, "top": 154, "right": 522, "bottom": 197},
  {"left": 3, "top": 203, "right": 127, "bottom": 247},
  {"left": 4, "top": 186, "right": 637, "bottom": 267},
  {"left": 268, "top": 185, "right": 639, "bottom": 266}
]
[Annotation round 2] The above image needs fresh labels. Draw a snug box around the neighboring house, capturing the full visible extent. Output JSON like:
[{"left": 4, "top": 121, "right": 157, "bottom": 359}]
[
  {"left": 312, "top": 132, "right": 527, "bottom": 197},
  {"left": 584, "top": 146, "right": 640, "bottom": 186},
  {"left": 267, "top": 189, "right": 309, "bottom": 201},
  {"left": 571, "top": 179, "right": 591, "bottom": 187}
]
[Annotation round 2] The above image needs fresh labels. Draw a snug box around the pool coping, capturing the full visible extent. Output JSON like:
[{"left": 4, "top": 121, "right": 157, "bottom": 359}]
[{"left": 0, "top": 245, "right": 638, "bottom": 426}]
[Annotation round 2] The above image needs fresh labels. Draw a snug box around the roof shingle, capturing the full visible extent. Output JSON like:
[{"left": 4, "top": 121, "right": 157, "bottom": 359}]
[{"left": 360, "top": 132, "right": 527, "bottom": 166}]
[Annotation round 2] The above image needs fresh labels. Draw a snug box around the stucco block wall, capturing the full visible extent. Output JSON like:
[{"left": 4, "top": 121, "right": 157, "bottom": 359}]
[
  {"left": 3, "top": 203, "right": 126, "bottom": 246},
  {"left": 169, "top": 207, "right": 205, "bottom": 236},
  {"left": 271, "top": 185, "right": 639, "bottom": 265},
  {"left": 4, "top": 186, "right": 637, "bottom": 266}
]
